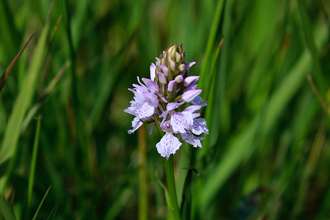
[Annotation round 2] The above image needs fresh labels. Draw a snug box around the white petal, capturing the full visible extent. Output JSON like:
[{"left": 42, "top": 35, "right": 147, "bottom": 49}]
[{"left": 156, "top": 133, "right": 182, "bottom": 160}]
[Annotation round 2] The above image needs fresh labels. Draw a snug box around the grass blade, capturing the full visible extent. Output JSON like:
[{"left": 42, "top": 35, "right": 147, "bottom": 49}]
[
  {"left": 32, "top": 185, "right": 52, "bottom": 220},
  {"left": 0, "top": 33, "right": 34, "bottom": 93},
  {"left": 199, "top": 0, "right": 225, "bottom": 89},
  {"left": 180, "top": 169, "right": 199, "bottom": 220},
  {"left": 0, "top": 6, "right": 51, "bottom": 166},
  {"left": 46, "top": 196, "right": 61, "bottom": 220},
  {"left": 27, "top": 116, "right": 42, "bottom": 211}
]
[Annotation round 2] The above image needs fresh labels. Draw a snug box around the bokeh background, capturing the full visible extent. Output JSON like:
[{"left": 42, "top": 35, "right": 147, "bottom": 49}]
[{"left": 0, "top": 0, "right": 330, "bottom": 219}]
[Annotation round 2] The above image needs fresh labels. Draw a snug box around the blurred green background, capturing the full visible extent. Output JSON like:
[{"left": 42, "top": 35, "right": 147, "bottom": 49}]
[{"left": 0, "top": 0, "right": 329, "bottom": 219}]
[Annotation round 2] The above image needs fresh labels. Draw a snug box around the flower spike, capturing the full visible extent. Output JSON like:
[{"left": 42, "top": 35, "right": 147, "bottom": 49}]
[{"left": 125, "top": 44, "right": 209, "bottom": 159}]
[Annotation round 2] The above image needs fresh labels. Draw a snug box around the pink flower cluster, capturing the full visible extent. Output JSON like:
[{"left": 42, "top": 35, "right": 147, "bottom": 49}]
[{"left": 125, "top": 44, "right": 208, "bottom": 159}]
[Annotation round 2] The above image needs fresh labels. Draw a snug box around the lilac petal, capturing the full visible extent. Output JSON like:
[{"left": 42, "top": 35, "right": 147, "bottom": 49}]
[
  {"left": 156, "top": 132, "right": 182, "bottom": 160},
  {"left": 190, "top": 96, "right": 208, "bottom": 107},
  {"left": 157, "top": 93, "right": 167, "bottom": 103},
  {"left": 170, "top": 112, "right": 193, "bottom": 133},
  {"left": 142, "top": 78, "right": 159, "bottom": 93},
  {"left": 184, "top": 76, "right": 200, "bottom": 87},
  {"left": 124, "top": 105, "right": 137, "bottom": 116},
  {"left": 159, "top": 111, "right": 168, "bottom": 119},
  {"left": 150, "top": 63, "right": 156, "bottom": 81},
  {"left": 168, "top": 79, "right": 176, "bottom": 92},
  {"left": 166, "top": 102, "right": 183, "bottom": 111},
  {"left": 191, "top": 118, "right": 209, "bottom": 135},
  {"left": 181, "top": 130, "right": 204, "bottom": 148},
  {"left": 156, "top": 57, "right": 161, "bottom": 65},
  {"left": 137, "top": 103, "right": 155, "bottom": 119},
  {"left": 185, "top": 62, "right": 196, "bottom": 73},
  {"left": 184, "top": 83, "right": 198, "bottom": 92},
  {"left": 192, "top": 113, "right": 200, "bottom": 119},
  {"left": 159, "top": 65, "right": 169, "bottom": 76},
  {"left": 182, "top": 89, "right": 202, "bottom": 102},
  {"left": 137, "top": 76, "right": 148, "bottom": 89},
  {"left": 149, "top": 122, "right": 155, "bottom": 135},
  {"left": 183, "top": 105, "right": 202, "bottom": 113},
  {"left": 128, "top": 117, "right": 143, "bottom": 134}
]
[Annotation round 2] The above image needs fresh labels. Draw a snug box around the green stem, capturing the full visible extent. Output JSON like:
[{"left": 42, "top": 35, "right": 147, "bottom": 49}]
[
  {"left": 138, "top": 125, "right": 147, "bottom": 220},
  {"left": 164, "top": 156, "right": 180, "bottom": 220},
  {"left": 154, "top": 115, "right": 180, "bottom": 219}
]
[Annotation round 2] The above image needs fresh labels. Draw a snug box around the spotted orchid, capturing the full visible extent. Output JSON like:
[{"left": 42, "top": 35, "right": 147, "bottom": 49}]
[{"left": 125, "top": 44, "right": 208, "bottom": 159}]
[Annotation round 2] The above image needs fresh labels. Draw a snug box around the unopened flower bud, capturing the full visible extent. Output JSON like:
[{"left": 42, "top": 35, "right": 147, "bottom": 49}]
[
  {"left": 159, "top": 65, "right": 168, "bottom": 76},
  {"left": 168, "top": 45, "right": 176, "bottom": 60},
  {"left": 176, "top": 52, "right": 181, "bottom": 63},
  {"left": 168, "top": 56, "right": 176, "bottom": 71},
  {"left": 158, "top": 71, "right": 167, "bottom": 84},
  {"left": 175, "top": 75, "right": 183, "bottom": 83},
  {"left": 178, "top": 64, "right": 185, "bottom": 72}
]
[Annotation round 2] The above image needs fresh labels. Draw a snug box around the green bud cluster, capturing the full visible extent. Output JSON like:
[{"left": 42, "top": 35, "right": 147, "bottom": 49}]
[{"left": 156, "top": 43, "right": 187, "bottom": 81}]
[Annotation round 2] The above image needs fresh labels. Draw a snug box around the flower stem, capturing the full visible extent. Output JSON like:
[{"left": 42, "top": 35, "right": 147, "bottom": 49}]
[
  {"left": 138, "top": 125, "right": 147, "bottom": 220},
  {"left": 164, "top": 156, "right": 180, "bottom": 220}
]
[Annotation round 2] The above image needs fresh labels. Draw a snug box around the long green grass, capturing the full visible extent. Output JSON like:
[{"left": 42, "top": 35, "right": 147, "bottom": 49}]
[{"left": 0, "top": 0, "right": 329, "bottom": 219}]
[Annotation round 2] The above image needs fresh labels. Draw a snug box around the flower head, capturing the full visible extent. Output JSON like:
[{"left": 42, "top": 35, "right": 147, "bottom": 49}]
[{"left": 125, "top": 43, "right": 208, "bottom": 159}]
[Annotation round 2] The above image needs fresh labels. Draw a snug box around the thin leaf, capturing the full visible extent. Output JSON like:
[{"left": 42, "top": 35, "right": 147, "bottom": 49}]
[
  {"left": 180, "top": 169, "right": 199, "bottom": 220},
  {"left": 27, "top": 116, "right": 42, "bottom": 210},
  {"left": 199, "top": 0, "right": 225, "bottom": 89},
  {"left": 0, "top": 5, "right": 52, "bottom": 166},
  {"left": 32, "top": 186, "right": 52, "bottom": 220},
  {"left": 21, "top": 61, "right": 71, "bottom": 132},
  {"left": 46, "top": 197, "right": 61, "bottom": 220},
  {"left": 0, "top": 33, "right": 34, "bottom": 93}
]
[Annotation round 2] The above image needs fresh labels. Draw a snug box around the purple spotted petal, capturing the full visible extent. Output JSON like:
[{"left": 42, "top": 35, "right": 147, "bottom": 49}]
[
  {"left": 170, "top": 112, "right": 193, "bottom": 133},
  {"left": 191, "top": 118, "right": 209, "bottom": 135},
  {"left": 181, "top": 130, "right": 204, "bottom": 148},
  {"left": 128, "top": 117, "right": 143, "bottom": 134},
  {"left": 190, "top": 96, "right": 208, "bottom": 107},
  {"left": 156, "top": 132, "right": 182, "bottom": 160},
  {"left": 137, "top": 103, "right": 155, "bottom": 119}
]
